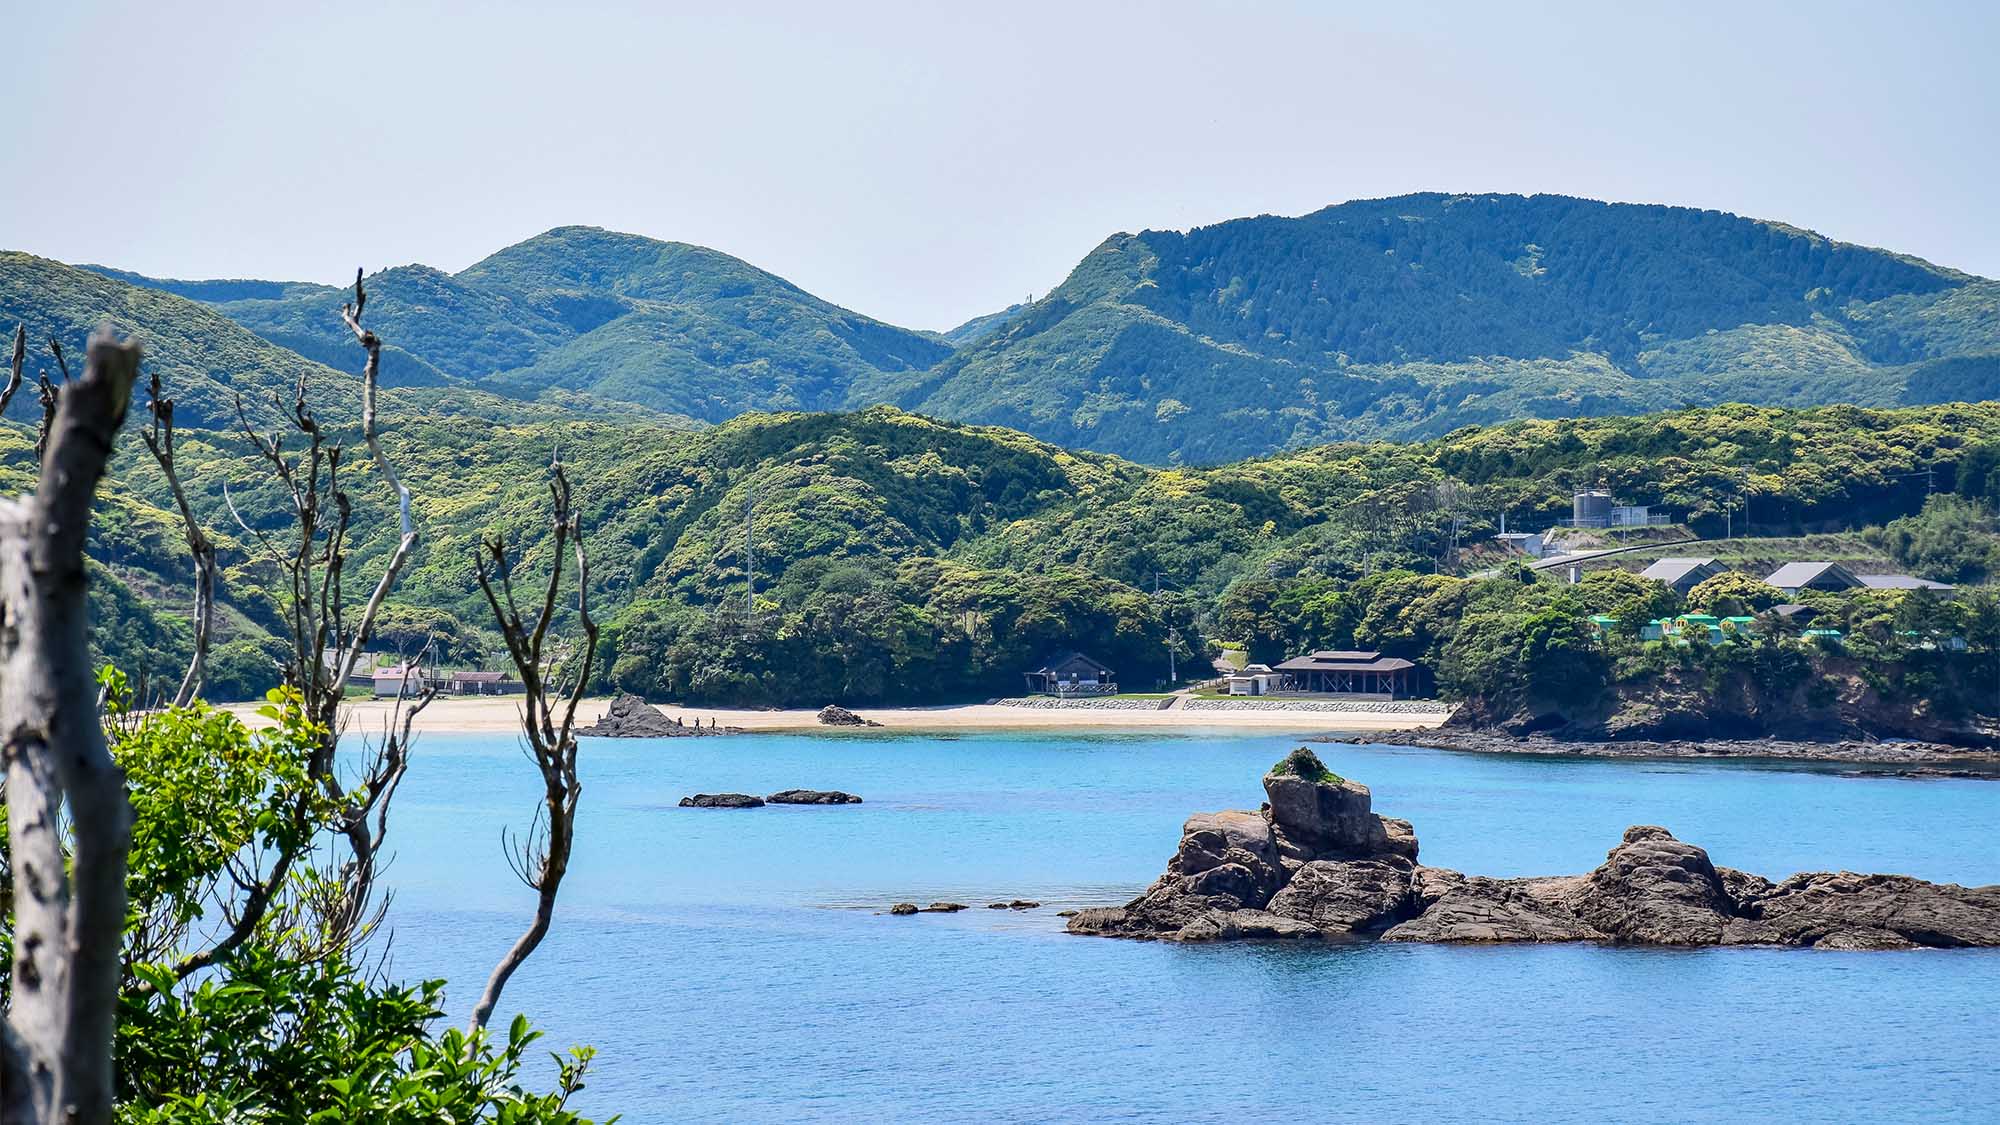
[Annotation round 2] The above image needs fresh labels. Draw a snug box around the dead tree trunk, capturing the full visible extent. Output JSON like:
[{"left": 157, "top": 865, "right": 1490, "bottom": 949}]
[
  {"left": 467, "top": 458, "right": 598, "bottom": 1032},
  {"left": 140, "top": 373, "right": 217, "bottom": 707},
  {"left": 1, "top": 327, "right": 141, "bottom": 1125},
  {"left": 220, "top": 269, "right": 428, "bottom": 952},
  {"left": 0, "top": 325, "right": 23, "bottom": 418}
]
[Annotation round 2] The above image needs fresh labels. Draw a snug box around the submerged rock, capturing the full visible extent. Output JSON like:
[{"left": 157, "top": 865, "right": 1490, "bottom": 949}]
[
  {"left": 678, "top": 793, "right": 764, "bottom": 809},
  {"left": 922, "top": 902, "right": 968, "bottom": 913},
  {"left": 767, "top": 789, "right": 864, "bottom": 805},
  {"left": 1067, "top": 747, "right": 2000, "bottom": 949}
]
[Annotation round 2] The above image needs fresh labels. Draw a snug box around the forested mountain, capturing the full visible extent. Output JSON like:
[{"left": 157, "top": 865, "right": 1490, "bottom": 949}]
[
  {"left": 81, "top": 196, "right": 2000, "bottom": 464},
  {"left": 868, "top": 193, "right": 2000, "bottom": 461},
  {"left": 1, "top": 252, "right": 678, "bottom": 429},
  {"left": 98, "top": 226, "right": 954, "bottom": 422}
]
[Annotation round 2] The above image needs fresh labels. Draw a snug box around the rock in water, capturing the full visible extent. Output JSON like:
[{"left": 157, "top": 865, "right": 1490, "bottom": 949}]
[
  {"left": 889, "top": 903, "right": 919, "bottom": 915},
  {"left": 818, "top": 704, "right": 878, "bottom": 727},
  {"left": 678, "top": 793, "right": 764, "bottom": 809},
  {"left": 1067, "top": 747, "right": 2000, "bottom": 948},
  {"left": 922, "top": 902, "right": 968, "bottom": 913},
  {"left": 1263, "top": 748, "right": 1397, "bottom": 858},
  {"left": 1266, "top": 857, "right": 1418, "bottom": 935},
  {"left": 767, "top": 789, "right": 864, "bottom": 805},
  {"left": 1565, "top": 825, "right": 1736, "bottom": 944}
]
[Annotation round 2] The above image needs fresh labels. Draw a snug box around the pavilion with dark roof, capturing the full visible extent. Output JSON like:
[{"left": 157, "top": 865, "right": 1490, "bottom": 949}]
[{"left": 1272, "top": 650, "right": 1422, "bottom": 698}]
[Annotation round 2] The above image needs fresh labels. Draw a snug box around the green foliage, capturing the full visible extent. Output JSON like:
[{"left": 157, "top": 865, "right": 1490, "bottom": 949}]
[
  {"left": 366, "top": 603, "right": 489, "bottom": 664},
  {"left": 1866, "top": 494, "right": 2000, "bottom": 583},
  {"left": 604, "top": 560, "right": 1197, "bottom": 705},
  {"left": 51, "top": 690, "right": 613, "bottom": 1121},
  {"left": 110, "top": 685, "right": 328, "bottom": 930},
  {"left": 1685, "top": 572, "right": 1785, "bottom": 616},
  {"left": 119, "top": 955, "right": 602, "bottom": 1124},
  {"left": 1267, "top": 747, "right": 1343, "bottom": 783}
]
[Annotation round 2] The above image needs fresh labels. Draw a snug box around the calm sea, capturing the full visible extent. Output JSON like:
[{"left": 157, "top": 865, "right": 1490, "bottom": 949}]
[{"left": 372, "top": 729, "right": 2000, "bottom": 1122}]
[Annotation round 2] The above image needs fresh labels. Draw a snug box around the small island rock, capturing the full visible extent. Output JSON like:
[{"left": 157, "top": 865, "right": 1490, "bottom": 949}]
[
  {"left": 767, "top": 789, "right": 864, "bottom": 805},
  {"left": 678, "top": 793, "right": 764, "bottom": 809},
  {"left": 1068, "top": 747, "right": 2000, "bottom": 949}
]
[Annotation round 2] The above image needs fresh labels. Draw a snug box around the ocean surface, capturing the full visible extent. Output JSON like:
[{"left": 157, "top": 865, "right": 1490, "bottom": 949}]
[{"left": 370, "top": 729, "right": 2000, "bottom": 1122}]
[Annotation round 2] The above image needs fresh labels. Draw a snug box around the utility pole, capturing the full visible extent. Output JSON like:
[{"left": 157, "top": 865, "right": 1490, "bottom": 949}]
[{"left": 1154, "top": 571, "right": 1178, "bottom": 687}]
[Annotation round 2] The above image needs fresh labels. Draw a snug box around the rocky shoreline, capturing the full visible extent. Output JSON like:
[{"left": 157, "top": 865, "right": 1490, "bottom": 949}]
[
  {"left": 1066, "top": 748, "right": 2000, "bottom": 949},
  {"left": 1320, "top": 729, "right": 2000, "bottom": 776}
]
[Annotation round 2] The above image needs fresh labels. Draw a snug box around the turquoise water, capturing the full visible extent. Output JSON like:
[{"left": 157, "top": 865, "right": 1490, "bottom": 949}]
[{"left": 374, "top": 730, "right": 2000, "bottom": 1122}]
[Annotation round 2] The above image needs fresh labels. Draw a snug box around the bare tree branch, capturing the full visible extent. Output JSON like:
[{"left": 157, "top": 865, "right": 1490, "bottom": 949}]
[
  {"left": 2, "top": 325, "right": 140, "bottom": 1125},
  {"left": 0, "top": 324, "right": 23, "bottom": 418},
  {"left": 330, "top": 270, "right": 418, "bottom": 697},
  {"left": 140, "top": 371, "right": 218, "bottom": 707},
  {"left": 467, "top": 456, "right": 598, "bottom": 1031},
  {"left": 206, "top": 268, "right": 427, "bottom": 961}
]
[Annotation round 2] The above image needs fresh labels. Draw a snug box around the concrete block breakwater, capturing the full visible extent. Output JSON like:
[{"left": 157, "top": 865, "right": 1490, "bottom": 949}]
[
  {"left": 994, "top": 697, "right": 1176, "bottom": 710},
  {"left": 1182, "top": 699, "right": 1456, "bottom": 715}
]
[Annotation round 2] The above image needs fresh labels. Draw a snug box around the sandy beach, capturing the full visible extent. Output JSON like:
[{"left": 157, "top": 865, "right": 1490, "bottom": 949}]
[{"left": 224, "top": 696, "right": 1456, "bottom": 736}]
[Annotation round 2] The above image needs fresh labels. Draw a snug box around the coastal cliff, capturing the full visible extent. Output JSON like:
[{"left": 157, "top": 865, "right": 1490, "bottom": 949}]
[
  {"left": 1067, "top": 749, "right": 2000, "bottom": 949},
  {"left": 1450, "top": 655, "right": 1998, "bottom": 749}
]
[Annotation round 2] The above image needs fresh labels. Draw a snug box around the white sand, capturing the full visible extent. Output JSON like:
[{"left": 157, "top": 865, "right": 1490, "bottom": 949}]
[{"left": 224, "top": 696, "right": 1454, "bottom": 736}]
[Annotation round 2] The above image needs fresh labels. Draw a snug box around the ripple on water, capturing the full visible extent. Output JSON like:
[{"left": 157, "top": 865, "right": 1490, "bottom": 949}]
[{"left": 366, "top": 730, "right": 2000, "bottom": 1121}]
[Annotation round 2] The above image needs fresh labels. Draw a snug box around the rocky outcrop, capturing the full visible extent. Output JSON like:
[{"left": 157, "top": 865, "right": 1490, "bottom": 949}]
[
  {"left": 1068, "top": 748, "right": 2000, "bottom": 949},
  {"left": 1320, "top": 730, "right": 2000, "bottom": 774},
  {"left": 818, "top": 705, "right": 880, "bottom": 727},
  {"left": 767, "top": 789, "right": 864, "bottom": 805},
  {"left": 678, "top": 793, "right": 764, "bottom": 809},
  {"left": 587, "top": 694, "right": 744, "bottom": 738}
]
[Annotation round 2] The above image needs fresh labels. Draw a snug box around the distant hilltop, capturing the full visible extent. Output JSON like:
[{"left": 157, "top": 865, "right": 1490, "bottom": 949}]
[{"left": 13, "top": 191, "right": 1998, "bottom": 464}]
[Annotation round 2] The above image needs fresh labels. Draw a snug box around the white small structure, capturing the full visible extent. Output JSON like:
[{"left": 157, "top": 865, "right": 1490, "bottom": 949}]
[
  {"left": 1226, "top": 663, "right": 1280, "bottom": 696},
  {"left": 371, "top": 663, "right": 431, "bottom": 698},
  {"left": 1494, "top": 531, "right": 1547, "bottom": 558}
]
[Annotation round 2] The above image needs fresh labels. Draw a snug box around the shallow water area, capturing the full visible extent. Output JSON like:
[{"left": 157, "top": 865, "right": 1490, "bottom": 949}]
[{"left": 373, "top": 729, "right": 2000, "bottom": 1122}]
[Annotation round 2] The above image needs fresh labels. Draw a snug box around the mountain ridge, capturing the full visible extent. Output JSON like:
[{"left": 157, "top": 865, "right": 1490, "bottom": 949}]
[{"left": 61, "top": 192, "right": 2000, "bottom": 463}]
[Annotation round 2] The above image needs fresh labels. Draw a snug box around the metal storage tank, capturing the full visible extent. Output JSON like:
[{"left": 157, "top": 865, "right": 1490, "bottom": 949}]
[{"left": 1573, "top": 489, "right": 1612, "bottom": 527}]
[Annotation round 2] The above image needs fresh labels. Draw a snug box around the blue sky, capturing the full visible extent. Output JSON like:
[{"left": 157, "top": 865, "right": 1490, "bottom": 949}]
[{"left": 4, "top": 1, "right": 1995, "bottom": 330}]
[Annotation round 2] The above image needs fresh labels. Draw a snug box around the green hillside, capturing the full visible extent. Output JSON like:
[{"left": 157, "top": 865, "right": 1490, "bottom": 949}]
[
  {"left": 872, "top": 193, "right": 2000, "bottom": 461},
  {"left": 4, "top": 252, "right": 679, "bottom": 429},
  {"left": 119, "top": 226, "right": 955, "bottom": 422},
  {"left": 29, "top": 386, "right": 2000, "bottom": 704}
]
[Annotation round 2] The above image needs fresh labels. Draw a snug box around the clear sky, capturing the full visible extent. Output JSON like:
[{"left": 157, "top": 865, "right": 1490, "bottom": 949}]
[{"left": 4, "top": 1, "right": 1995, "bottom": 331}]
